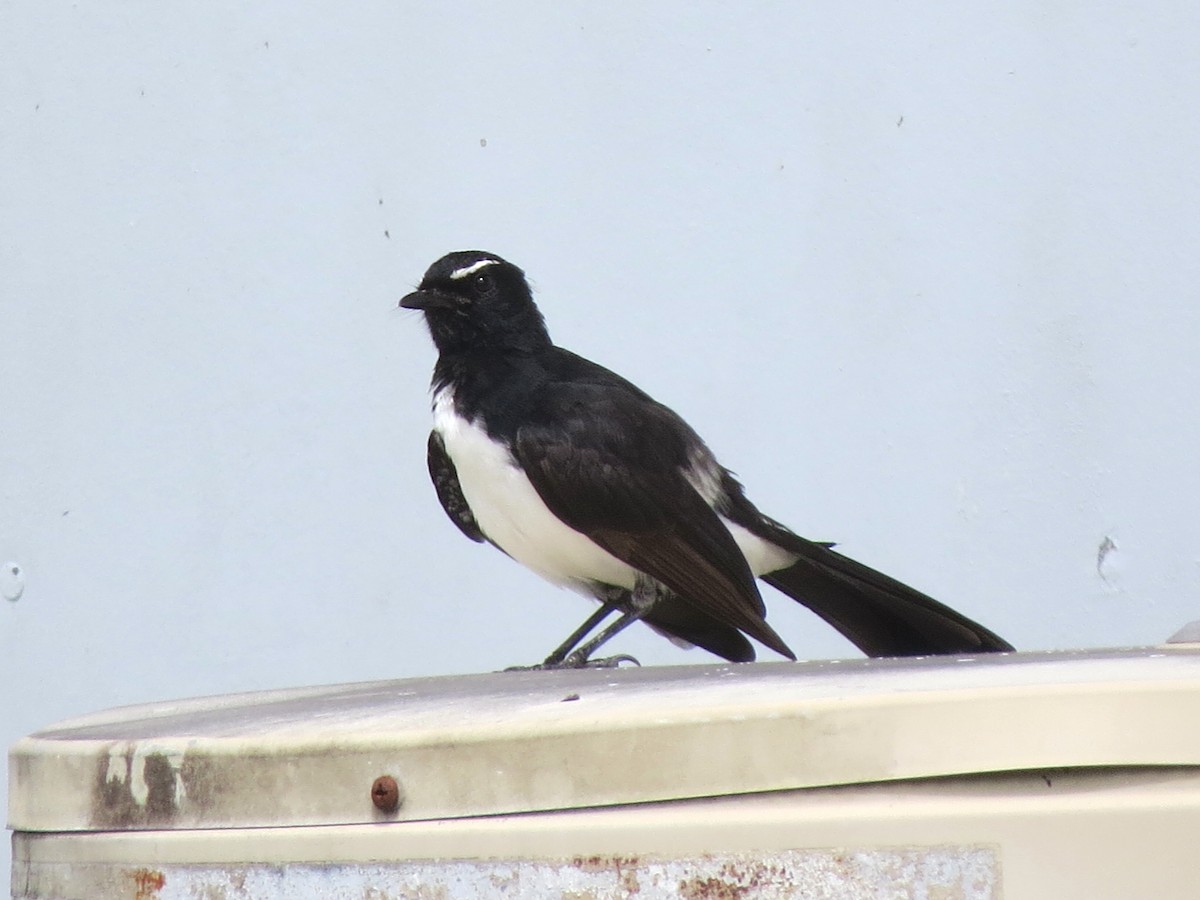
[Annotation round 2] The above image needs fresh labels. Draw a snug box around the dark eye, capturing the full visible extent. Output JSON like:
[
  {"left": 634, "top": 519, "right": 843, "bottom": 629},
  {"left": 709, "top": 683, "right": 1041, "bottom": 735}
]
[{"left": 473, "top": 272, "right": 493, "bottom": 294}]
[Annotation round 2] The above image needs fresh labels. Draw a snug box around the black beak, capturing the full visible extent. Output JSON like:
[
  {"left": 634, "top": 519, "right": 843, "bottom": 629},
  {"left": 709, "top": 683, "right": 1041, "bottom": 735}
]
[
  {"left": 400, "top": 288, "right": 458, "bottom": 311},
  {"left": 399, "top": 289, "right": 430, "bottom": 310}
]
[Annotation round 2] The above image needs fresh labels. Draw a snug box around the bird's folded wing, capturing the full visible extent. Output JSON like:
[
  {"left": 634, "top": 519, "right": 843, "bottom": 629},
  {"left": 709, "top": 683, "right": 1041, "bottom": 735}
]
[
  {"left": 514, "top": 406, "right": 793, "bottom": 659},
  {"left": 639, "top": 591, "right": 758, "bottom": 662},
  {"left": 427, "top": 430, "right": 485, "bottom": 543}
]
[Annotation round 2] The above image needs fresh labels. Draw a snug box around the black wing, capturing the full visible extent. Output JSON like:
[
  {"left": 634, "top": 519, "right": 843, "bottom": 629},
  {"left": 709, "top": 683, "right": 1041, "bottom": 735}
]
[
  {"left": 512, "top": 380, "right": 794, "bottom": 661},
  {"left": 426, "top": 431, "right": 485, "bottom": 543},
  {"left": 641, "top": 592, "right": 758, "bottom": 662}
]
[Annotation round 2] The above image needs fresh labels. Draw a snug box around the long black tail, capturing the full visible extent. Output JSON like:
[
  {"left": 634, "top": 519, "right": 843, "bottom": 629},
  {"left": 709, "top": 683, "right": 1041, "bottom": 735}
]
[{"left": 761, "top": 534, "right": 1013, "bottom": 657}]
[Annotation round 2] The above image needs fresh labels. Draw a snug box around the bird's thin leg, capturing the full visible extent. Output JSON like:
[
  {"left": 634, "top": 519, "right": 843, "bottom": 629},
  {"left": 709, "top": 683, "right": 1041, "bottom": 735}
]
[
  {"left": 540, "top": 600, "right": 620, "bottom": 666},
  {"left": 558, "top": 614, "right": 643, "bottom": 668},
  {"left": 503, "top": 597, "right": 622, "bottom": 671},
  {"left": 560, "top": 577, "right": 659, "bottom": 668}
]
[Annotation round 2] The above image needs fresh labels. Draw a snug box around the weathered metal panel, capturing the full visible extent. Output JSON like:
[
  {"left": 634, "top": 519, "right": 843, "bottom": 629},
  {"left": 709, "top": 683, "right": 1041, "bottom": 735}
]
[
  {"left": 13, "top": 847, "right": 1000, "bottom": 900},
  {"left": 13, "top": 766, "right": 1200, "bottom": 899}
]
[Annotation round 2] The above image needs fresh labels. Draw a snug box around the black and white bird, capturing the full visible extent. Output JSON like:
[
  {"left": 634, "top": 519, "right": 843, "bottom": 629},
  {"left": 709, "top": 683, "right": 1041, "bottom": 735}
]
[{"left": 401, "top": 250, "right": 1013, "bottom": 667}]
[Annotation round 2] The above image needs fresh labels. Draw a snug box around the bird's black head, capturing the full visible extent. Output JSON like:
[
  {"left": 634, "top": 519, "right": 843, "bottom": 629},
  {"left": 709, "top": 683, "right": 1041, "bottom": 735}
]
[{"left": 400, "top": 251, "right": 551, "bottom": 355}]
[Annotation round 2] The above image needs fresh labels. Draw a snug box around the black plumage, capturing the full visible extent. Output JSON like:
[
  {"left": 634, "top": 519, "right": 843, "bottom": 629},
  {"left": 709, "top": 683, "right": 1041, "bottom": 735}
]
[{"left": 402, "top": 250, "right": 1013, "bottom": 667}]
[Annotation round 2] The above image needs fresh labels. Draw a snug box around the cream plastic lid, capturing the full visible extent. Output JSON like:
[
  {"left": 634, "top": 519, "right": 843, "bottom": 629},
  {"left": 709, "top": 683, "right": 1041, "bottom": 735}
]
[{"left": 10, "top": 647, "right": 1200, "bottom": 832}]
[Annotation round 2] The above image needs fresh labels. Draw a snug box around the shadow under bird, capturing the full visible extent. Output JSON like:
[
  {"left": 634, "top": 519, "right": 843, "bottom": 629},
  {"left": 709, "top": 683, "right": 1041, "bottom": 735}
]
[{"left": 401, "top": 251, "right": 1013, "bottom": 668}]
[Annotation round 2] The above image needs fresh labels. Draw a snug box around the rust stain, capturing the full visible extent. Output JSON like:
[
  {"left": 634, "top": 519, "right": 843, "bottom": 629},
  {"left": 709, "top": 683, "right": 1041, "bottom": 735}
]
[
  {"left": 571, "top": 854, "right": 642, "bottom": 894},
  {"left": 678, "top": 876, "right": 750, "bottom": 899},
  {"left": 126, "top": 867, "right": 165, "bottom": 899},
  {"left": 571, "top": 855, "right": 639, "bottom": 873},
  {"left": 679, "top": 859, "right": 793, "bottom": 898}
]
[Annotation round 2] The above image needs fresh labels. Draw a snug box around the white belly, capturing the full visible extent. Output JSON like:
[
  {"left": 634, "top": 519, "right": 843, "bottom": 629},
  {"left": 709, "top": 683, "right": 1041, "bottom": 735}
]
[
  {"left": 433, "top": 389, "right": 638, "bottom": 592},
  {"left": 432, "top": 387, "right": 799, "bottom": 594}
]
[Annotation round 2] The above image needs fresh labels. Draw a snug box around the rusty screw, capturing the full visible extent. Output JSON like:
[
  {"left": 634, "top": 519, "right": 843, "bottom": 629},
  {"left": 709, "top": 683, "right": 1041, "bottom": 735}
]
[{"left": 371, "top": 775, "right": 401, "bottom": 813}]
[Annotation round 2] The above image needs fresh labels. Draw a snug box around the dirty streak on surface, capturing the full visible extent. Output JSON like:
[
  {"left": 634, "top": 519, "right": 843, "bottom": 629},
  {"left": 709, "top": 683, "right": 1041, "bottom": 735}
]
[{"left": 92, "top": 749, "right": 179, "bottom": 829}]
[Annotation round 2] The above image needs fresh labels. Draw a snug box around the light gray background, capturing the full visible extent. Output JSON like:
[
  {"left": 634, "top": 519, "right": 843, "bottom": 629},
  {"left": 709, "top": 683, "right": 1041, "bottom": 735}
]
[{"left": 4, "top": 0, "right": 1199, "bottom": 877}]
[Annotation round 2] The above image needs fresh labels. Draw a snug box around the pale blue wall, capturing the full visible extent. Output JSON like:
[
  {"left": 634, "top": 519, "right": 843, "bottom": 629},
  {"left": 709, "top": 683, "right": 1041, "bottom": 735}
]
[{"left": 4, "top": 0, "right": 1200, "bottom": 876}]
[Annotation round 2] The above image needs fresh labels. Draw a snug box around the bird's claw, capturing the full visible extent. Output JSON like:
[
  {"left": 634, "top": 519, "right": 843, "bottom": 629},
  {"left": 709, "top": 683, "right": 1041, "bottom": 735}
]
[
  {"left": 568, "top": 652, "right": 641, "bottom": 669},
  {"left": 504, "top": 652, "right": 641, "bottom": 672}
]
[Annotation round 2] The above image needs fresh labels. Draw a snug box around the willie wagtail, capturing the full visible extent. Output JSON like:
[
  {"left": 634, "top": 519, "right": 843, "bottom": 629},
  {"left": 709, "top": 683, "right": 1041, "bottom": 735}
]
[{"left": 401, "top": 250, "right": 1013, "bottom": 667}]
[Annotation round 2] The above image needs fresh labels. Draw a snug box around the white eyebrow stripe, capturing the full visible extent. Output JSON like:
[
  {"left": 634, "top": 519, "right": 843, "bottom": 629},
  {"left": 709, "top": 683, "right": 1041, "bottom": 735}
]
[{"left": 448, "top": 259, "right": 500, "bottom": 280}]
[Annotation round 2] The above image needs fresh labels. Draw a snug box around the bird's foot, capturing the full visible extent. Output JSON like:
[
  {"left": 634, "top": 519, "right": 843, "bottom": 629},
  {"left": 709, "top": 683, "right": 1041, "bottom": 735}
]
[
  {"left": 566, "top": 652, "right": 641, "bottom": 669},
  {"left": 503, "top": 652, "right": 641, "bottom": 672}
]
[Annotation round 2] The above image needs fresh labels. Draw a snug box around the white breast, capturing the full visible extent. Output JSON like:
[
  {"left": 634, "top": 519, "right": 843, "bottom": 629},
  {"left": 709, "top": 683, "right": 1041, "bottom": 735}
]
[{"left": 432, "top": 387, "right": 639, "bottom": 593}]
